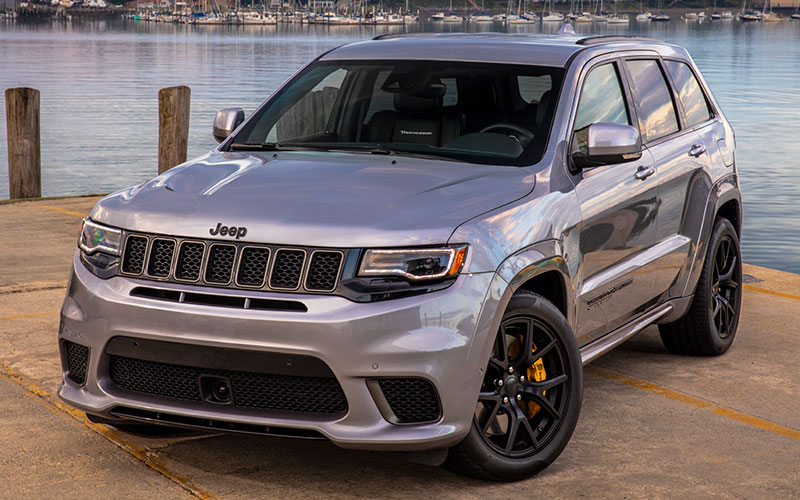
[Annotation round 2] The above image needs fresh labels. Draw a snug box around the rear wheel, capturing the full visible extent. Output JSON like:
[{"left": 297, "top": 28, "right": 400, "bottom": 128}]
[
  {"left": 445, "top": 290, "right": 582, "bottom": 481},
  {"left": 659, "top": 217, "right": 742, "bottom": 356}
]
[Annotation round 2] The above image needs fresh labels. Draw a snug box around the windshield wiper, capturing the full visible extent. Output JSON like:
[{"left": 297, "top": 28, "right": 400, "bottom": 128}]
[{"left": 229, "top": 142, "right": 280, "bottom": 151}]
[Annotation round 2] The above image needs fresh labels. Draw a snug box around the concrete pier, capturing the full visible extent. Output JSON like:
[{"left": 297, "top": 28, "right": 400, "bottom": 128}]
[{"left": 1, "top": 196, "right": 798, "bottom": 499}]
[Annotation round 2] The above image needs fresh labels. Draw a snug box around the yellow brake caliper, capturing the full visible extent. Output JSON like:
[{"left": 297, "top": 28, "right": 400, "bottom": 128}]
[{"left": 523, "top": 341, "right": 547, "bottom": 418}]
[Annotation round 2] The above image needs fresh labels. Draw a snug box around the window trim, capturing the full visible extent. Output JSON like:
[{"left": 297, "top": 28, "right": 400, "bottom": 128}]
[
  {"left": 662, "top": 58, "right": 718, "bottom": 132},
  {"left": 620, "top": 57, "right": 684, "bottom": 146}
]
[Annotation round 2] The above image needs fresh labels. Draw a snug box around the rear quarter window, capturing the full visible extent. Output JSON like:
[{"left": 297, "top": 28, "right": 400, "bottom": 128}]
[{"left": 665, "top": 60, "right": 713, "bottom": 127}]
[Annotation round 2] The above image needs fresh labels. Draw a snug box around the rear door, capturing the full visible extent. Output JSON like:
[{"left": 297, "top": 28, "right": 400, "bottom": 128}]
[
  {"left": 621, "top": 58, "right": 715, "bottom": 300},
  {"left": 570, "top": 59, "right": 662, "bottom": 345}
]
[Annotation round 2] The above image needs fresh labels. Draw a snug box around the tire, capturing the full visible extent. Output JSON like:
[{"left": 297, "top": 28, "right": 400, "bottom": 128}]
[
  {"left": 659, "top": 217, "right": 742, "bottom": 356},
  {"left": 445, "top": 290, "right": 583, "bottom": 482}
]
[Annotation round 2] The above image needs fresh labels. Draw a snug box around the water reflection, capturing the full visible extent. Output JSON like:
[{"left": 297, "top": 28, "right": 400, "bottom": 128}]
[{"left": 0, "top": 19, "right": 799, "bottom": 271}]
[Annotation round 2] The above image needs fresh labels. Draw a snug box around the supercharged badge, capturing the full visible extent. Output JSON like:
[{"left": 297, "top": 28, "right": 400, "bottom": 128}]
[{"left": 209, "top": 223, "right": 247, "bottom": 239}]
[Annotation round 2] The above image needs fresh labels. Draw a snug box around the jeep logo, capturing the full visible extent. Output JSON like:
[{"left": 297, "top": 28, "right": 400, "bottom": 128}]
[{"left": 209, "top": 223, "right": 247, "bottom": 239}]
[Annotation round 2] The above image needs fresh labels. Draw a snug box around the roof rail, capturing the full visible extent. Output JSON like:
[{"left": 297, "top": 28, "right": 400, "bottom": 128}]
[
  {"left": 576, "top": 35, "right": 662, "bottom": 46},
  {"left": 372, "top": 32, "right": 441, "bottom": 41}
]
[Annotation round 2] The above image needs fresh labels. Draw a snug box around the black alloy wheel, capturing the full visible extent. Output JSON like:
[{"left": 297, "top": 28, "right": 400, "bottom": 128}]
[
  {"left": 446, "top": 290, "right": 582, "bottom": 481},
  {"left": 659, "top": 217, "right": 742, "bottom": 356},
  {"left": 710, "top": 234, "right": 740, "bottom": 339},
  {"left": 476, "top": 315, "right": 569, "bottom": 458}
]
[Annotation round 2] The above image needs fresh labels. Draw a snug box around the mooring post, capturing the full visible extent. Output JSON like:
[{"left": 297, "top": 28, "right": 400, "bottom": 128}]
[
  {"left": 158, "top": 85, "right": 191, "bottom": 174},
  {"left": 5, "top": 87, "right": 41, "bottom": 199}
]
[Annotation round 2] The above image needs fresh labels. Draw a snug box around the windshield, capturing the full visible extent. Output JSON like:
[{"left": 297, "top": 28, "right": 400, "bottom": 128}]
[{"left": 232, "top": 60, "right": 564, "bottom": 166}]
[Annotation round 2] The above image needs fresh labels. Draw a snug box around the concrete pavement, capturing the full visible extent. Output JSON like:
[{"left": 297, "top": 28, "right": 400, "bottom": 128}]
[{"left": 1, "top": 196, "right": 798, "bottom": 499}]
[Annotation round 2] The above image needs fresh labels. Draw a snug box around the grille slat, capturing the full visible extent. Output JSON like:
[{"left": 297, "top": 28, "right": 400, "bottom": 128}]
[
  {"left": 236, "top": 247, "right": 270, "bottom": 287},
  {"left": 270, "top": 249, "right": 306, "bottom": 290},
  {"left": 64, "top": 341, "right": 89, "bottom": 386},
  {"left": 147, "top": 239, "right": 176, "bottom": 278},
  {"left": 205, "top": 244, "right": 237, "bottom": 284},
  {"left": 109, "top": 355, "right": 348, "bottom": 415},
  {"left": 305, "top": 251, "right": 343, "bottom": 292},
  {"left": 121, "top": 236, "right": 148, "bottom": 275},
  {"left": 118, "top": 231, "right": 344, "bottom": 294},
  {"left": 175, "top": 242, "right": 205, "bottom": 281},
  {"left": 378, "top": 378, "right": 441, "bottom": 424}
]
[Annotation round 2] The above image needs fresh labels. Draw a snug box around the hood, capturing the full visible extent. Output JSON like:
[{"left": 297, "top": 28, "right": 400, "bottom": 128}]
[{"left": 92, "top": 151, "right": 535, "bottom": 248}]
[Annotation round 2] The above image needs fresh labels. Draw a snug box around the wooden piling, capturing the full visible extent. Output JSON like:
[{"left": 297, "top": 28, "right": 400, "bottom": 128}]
[
  {"left": 157, "top": 85, "right": 190, "bottom": 174},
  {"left": 5, "top": 88, "right": 41, "bottom": 199}
]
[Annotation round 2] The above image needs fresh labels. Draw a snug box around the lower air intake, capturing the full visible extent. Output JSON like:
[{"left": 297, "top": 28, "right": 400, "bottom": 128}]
[
  {"left": 377, "top": 378, "right": 441, "bottom": 424},
  {"left": 64, "top": 340, "right": 89, "bottom": 385},
  {"left": 108, "top": 355, "right": 348, "bottom": 416}
]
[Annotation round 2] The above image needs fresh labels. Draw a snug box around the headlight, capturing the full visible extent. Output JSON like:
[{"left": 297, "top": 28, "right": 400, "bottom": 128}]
[
  {"left": 358, "top": 245, "right": 467, "bottom": 281},
  {"left": 79, "top": 219, "right": 122, "bottom": 256}
]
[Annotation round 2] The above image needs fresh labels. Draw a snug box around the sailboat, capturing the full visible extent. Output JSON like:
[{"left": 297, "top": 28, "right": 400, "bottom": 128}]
[
  {"left": 542, "top": 0, "right": 564, "bottom": 21},
  {"left": 607, "top": 0, "right": 628, "bottom": 23},
  {"left": 472, "top": 0, "right": 493, "bottom": 21},
  {"left": 442, "top": 0, "right": 463, "bottom": 22},
  {"left": 636, "top": 0, "right": 651, "bottom": 20},
  {"left": 792, "top": 0, "right": 800, "bottom": 19},
  {"left": 760, "top": 0, "right": 783, "bottom": 21}
]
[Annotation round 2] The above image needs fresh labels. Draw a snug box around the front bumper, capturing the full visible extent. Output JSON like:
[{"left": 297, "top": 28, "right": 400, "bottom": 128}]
[{"left": 58, "top": 251, "right": 503, "bottom": 451}]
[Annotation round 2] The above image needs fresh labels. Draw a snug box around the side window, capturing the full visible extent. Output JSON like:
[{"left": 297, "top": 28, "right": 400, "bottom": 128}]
[
  {"left": 267, "top": 68, "right": 347, "bottom": 142},
  {"left": 573, "top": 63, "right": 630, "bottom": 153},
  {"left": 626, "top": 59, "right": 680, "bottom": 142},
  {"left": 664, "top": 60, "right": 712, "bottom": 127},
  {"left": 518, "top": 75, "right": 552, "bottom": 104}
]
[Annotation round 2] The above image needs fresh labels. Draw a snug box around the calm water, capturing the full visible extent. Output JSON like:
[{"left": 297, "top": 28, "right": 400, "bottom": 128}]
[{"left": 1, "top": 19, "right": 800, "bottom": 272}]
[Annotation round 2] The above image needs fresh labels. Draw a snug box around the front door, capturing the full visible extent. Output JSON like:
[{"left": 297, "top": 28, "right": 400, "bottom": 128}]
[{"left": 570, "top": 61, "right": 662, "bottom": 345}]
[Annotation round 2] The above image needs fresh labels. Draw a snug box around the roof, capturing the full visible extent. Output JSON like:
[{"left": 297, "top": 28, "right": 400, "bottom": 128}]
[{"left": 320, "top": 32, "right": 668, "bottom": 68}]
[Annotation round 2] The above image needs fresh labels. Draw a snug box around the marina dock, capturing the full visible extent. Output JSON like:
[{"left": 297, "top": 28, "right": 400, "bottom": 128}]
[{"left": 1, "top": 195, "right": 798, "bottom": 498}]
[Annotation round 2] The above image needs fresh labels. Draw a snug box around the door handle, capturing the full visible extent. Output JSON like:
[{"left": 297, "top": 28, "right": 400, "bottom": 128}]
[
  {"left": 634, "top": 165, "right": 655, "bottom": 180},
  {"left": 689, "top": 144, "right": 707, "bottom": 157}
]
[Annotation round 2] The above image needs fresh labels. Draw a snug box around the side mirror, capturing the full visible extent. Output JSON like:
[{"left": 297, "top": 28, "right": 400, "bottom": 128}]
[
  {"left": 213, "top": 108, "right": 245, "bottom": 144},
  {"left": 571, "top": 123, "right": 642, "bottom": 170}
]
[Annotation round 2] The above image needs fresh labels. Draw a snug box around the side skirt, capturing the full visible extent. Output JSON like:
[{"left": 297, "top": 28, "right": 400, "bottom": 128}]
[{"left": 579, "top": 296, "right": 691, "bottom": 365}]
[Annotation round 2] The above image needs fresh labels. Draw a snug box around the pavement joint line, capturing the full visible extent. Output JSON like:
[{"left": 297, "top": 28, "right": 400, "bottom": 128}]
[
  {"left": 0, "top": 311, "right": 60, "bottom": 321},
  {"left": 0, "top": 360, "right": 218, "bottom": 500},
  {"left": 0, "top": 284, "right": 66, "bottom": 296},
  {"left": 590, "top": 366, "right": 800, "bottom": 440},
  {"left": 742, "top": 283, "right": 800, "bottom": 302},
  {"left": 34, "top": 204, "right": 87, "bottom": 218}
]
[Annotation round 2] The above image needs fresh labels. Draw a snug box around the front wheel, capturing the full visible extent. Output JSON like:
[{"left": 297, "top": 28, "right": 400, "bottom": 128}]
[{"left": 445, "top": 290, "right": 583, "bottom": 481}]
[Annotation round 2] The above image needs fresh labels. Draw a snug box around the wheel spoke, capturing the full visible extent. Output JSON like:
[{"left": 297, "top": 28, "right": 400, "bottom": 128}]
[
  {"left": 504, "top": 403, "right": 525, "bottom": 454},
  {"left": 519, "top": 385, "right": 561, "bottom": 420},
  {"left": 719, "top": 256, "right": 738, "bottom": 289},
  {"left": 527, "top": 338, "right": 556, "bottom": 367},
  {"left": 532, "top": 393, "right": 560, "bottom": 420},
  {"left": 527, "top": 373, "right": 568, "bottom": 392},
  {"left": 478, "top": 393, "right": 503, "bottom": 433}
]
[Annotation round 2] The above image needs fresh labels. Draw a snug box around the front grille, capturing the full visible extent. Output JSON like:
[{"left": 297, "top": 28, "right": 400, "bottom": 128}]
[
  {"left": 236, "top": 247, "right": 270, "bottom": 287},
  {"left": 64, "top": 341, "right": 89, "bottom": 385},
  {"left": 305, "top": 251, "right": 343, "bottom": 292},
  {"left": 269, "top": 249, "right": 306, "bottom": 290},
  {"left": 147, "top": 238, "right": 175, "bottom": 278},
  {"left": 378, "top": 378, "right": 441, "bottom": 424},
  {"left": 119, "top": 231, "right": 344, "bottom": 294},
  {"left": 121, "top": 236, "right": 147, "bottom": 275},
  {"left": 205, "top": 244, "right": 236, "bottom": 284},
  {"left": 175, "top": 242, "right": 204, "bottom": 281},
  {"left": 108, "top": 355, "right": 348, "bottom": 415}
]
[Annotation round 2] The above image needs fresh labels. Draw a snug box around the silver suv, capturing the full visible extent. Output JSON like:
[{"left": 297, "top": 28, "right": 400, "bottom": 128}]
[{"left": 59, "top": 33, "right": 742, "bottom": 481}]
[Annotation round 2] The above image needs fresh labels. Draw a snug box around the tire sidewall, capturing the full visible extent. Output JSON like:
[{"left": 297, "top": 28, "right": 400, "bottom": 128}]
[{"left": 458, "top": 292, "right": 583, "bottom": 480}]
